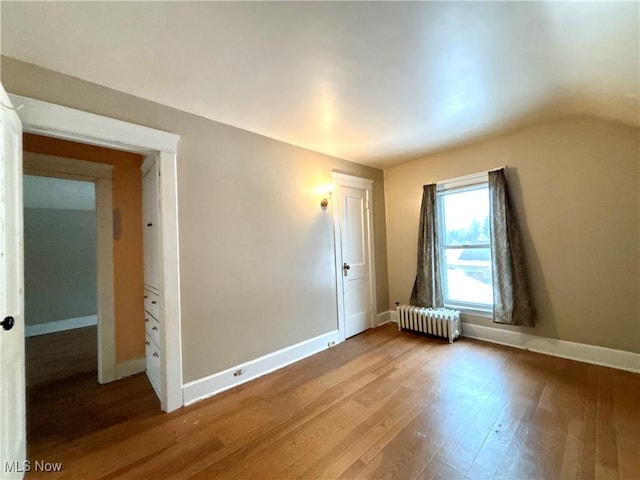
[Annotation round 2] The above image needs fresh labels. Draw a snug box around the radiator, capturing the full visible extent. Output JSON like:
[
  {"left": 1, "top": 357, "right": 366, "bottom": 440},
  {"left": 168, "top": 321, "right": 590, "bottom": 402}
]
[{"left": 396, "top": 305, "right": 461, "bottom": 344}]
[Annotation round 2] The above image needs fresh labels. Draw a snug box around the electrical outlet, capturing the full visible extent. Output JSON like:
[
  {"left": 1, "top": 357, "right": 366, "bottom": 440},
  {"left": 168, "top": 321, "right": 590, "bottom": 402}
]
[
  {"left": 233, "top": 369, "right": 245, "bottom": 377},
  {"left": 327, "top": 341, "right": 336, "bottom": 347}
]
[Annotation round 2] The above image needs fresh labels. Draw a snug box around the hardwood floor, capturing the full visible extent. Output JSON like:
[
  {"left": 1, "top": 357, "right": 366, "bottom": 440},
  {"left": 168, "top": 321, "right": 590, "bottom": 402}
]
[
  {"left": 26, "top": 326, "right": 97, "bottom": 387},
  {"left": 26, "top": 324, "right": 639, "bottom": 479},
  {"left": 25, "top": 325, "right": 158, "bottom": 475}
]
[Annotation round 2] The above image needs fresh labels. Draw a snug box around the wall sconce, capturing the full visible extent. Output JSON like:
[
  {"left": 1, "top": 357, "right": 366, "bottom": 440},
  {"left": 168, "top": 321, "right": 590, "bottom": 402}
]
[{"left": 320, "top": 183, "right": 334, "bottom": 209}]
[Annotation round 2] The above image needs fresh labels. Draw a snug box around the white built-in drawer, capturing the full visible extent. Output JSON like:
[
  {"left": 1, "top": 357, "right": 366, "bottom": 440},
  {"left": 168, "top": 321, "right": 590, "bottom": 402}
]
[
  {"left": 144, "top": 290, "right": 160, "bottom": 320},
  {"left": 145, "top": 333, "right": 161, "bottom": 396},
  {"left": 145, "top": 315, "right": 160, "bottom": 347}
]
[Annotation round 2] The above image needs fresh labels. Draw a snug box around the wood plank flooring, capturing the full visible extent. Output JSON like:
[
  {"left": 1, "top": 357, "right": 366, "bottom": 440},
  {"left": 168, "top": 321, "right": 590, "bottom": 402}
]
[
  {"left": 26, "top": 324, "right": 640, "bottom": 479},
  {"left": 25, "top": 326, "right": 97, "bottom": 387}
]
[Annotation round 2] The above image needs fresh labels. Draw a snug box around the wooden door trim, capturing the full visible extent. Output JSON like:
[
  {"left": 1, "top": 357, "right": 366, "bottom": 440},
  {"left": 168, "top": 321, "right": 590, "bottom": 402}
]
[{"left": 331, "top": 172, "right": 377, "bottom": 342}]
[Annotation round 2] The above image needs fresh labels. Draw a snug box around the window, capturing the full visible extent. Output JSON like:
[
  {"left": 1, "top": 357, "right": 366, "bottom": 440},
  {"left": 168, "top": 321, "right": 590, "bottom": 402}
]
[{"left": 437, "top": 177, "right": 493, "bottom": 313}]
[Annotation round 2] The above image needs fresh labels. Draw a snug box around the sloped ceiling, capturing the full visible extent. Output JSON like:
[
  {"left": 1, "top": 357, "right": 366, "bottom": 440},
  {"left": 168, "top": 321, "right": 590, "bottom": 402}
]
[{"left": 2, "top": 1, "right": 638, "bottom": 168}]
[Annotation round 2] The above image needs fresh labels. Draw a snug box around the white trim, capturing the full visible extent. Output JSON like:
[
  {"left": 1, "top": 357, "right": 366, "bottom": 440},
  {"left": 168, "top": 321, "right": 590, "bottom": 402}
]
[
  {"left": 23, "top": 152, "right": 114, "bottom": 180},
  {"left": 436, "top": 166, "right": 504, "bottom": 191},
  {"left": 390, "top": 310, "right": 399, "bottom": 323},
  {"left": 95, "top": 177, "right": 116, "bottom": 384},
  {"left": 12, "top": 94, "right": 183, "bottom": 412},
  {"left": 141, "top": 154, "right": 156, "bottom": 175},
  {"left": 24, "top": 315, "right": 97, "bottom": 337},
  {"left": 9, "top": 94, "right": 179, "bottom": 154},
  {"left": 376, "top": 310, "right": 391, "bottom": 326},
  {"left": 437, "top": 171, "right": 487, "bottom": 191},
  {"left": 366, "top": 186, "right": 378, "bottom": 332},
  {"left": 447, "top": 305, "right": 493, "bottom": 319},
  {"left": 330, "top": 188, "right": 345, "bottom": 341},
  {"left": 157, "top": 151, "right": 183, "bottom": 412},
  {"left": 183, "top": 330, "right": 341, "bottom": 406},
  {"left": 331, "top": 172, "right": 377, "bottom": 342},
  {"left": 332, "top": 172, "right": 373, "bottom": 189},
  {"left": 461, "top": 323, "right": 640, "bottom": 373},
  {"left": 115, "top": 357, "right": 146, "bottom": 380}
]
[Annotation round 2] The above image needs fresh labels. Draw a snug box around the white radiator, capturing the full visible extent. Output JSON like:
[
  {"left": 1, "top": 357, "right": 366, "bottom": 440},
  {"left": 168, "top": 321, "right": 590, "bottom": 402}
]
[{"left": 396, "top": 305, "right": 461, "bottom": 344}]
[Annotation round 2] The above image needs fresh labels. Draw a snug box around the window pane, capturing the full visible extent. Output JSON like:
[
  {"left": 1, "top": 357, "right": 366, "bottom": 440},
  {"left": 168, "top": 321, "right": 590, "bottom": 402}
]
[
  {"left": 441, "top": 187, "right": 490, "bottom": 246},
  {"left": 443, "top": 247, "right": 493, "bottom": 306}
]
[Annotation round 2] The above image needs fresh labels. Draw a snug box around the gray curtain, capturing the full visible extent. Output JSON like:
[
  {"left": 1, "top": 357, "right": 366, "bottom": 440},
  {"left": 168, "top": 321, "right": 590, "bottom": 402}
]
[
  {"left": 489, "top": 169, "right": 536, "bottom": 326},
  {"left": 410, "top": 184, "right": 443, "bottom": 308}
]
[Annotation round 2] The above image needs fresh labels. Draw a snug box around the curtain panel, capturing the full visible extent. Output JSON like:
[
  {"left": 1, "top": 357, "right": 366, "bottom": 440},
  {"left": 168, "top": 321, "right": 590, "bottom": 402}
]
[
  {"left": 489, "top": 168, "right": 536, "bottom": 327},
  {"left": 410, "top": 184, "right": 443, "bottom": 308}
]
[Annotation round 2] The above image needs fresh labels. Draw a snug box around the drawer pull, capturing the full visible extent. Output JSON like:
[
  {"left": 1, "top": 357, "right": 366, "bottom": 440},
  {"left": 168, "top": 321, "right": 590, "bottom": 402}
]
[
  {"left": 145, "top": 341, "right": 150, "bottom": 346},
  {"left": 152, "top": 326, "right": 158, "bottom": 331},
  {"left": 147, "top": 222, "right": 153, "bottom": 227},
  {"left": 153, "top": 352, "right": 159, "bottom": 358}
]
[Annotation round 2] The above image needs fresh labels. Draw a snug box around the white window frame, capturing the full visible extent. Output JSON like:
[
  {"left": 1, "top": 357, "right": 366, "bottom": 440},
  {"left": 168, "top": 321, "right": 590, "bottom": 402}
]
[{"left": 436, "top": 172, "right": 493, "bottom": 317}]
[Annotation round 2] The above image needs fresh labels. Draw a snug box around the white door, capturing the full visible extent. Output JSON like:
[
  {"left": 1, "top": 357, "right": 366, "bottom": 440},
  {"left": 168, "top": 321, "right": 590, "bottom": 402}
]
[
  {"left": 0, "top": 85, "right": 26, "bottom": 478},
  {"left": 334, "top": 175, "right": 375, "bottom": 339}
]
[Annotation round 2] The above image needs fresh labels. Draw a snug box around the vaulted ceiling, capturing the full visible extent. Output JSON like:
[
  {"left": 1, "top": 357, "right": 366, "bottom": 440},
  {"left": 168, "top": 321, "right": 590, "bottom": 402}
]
[{"left": 2, "top": 1, "right": 638, "bottom": 168}]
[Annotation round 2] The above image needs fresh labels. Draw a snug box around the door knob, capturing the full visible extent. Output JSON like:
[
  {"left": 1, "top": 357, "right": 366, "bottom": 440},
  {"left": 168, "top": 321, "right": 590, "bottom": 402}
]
[
  {"left": 1, "top": 316, "right": 15, "bottom": 331},
  {"left": 343, "top": 263, "right": 351, "bottom": 276}
]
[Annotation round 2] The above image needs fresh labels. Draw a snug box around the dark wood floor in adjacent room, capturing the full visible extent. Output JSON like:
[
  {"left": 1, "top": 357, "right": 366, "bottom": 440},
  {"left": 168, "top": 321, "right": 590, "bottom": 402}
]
[
  {"left": 26, "top": 326, "right": 98, "bottom": 388},
  {"left": 26, "top": 325, "right": 160, "bottom": 459},
  {"left": 26, "top": 323, "right": 639, "bottom": 479}
]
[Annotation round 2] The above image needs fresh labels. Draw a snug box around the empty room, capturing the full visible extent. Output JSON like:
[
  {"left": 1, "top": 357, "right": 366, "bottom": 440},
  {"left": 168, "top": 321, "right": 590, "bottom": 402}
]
[{"left": 0, "top": 1, "right": 638, "bottom": 479}]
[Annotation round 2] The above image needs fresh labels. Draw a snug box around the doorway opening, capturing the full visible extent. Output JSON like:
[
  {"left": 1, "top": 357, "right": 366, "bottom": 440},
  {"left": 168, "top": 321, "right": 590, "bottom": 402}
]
[
  {"left": 1, "top": 91, "right": 182, "bottom": 470},
  {"left": 21, "top": 139, "right": 154, "bottom": 453},
  {"left": 23, "top": 174, "right": 98, "bottom": 387},
  {"left": 22, "top": 137, "right": 148, "bottom": 383},
  {"left": 10, "top": 92, "right": 183, "bottom": 416}
]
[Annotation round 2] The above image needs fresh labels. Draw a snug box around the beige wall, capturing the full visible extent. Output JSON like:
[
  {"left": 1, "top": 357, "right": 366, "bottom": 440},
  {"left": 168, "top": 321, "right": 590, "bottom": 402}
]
[
  {"left": 385, "top": 116, "right": 640, "bottom": 353},
  {"left": 2, "top": 57, "right": 389, "bottom": 382}
]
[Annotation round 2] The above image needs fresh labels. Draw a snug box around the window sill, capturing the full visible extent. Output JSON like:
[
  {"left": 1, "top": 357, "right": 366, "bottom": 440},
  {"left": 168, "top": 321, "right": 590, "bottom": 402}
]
[{"left": 444, "top": 305, "right": 493, "bottom": 319}]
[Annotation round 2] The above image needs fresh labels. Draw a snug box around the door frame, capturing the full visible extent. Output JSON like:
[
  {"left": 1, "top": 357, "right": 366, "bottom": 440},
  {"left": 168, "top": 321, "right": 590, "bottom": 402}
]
[
  {"left": 331, "top": 172, "right": 377, "bottom": 342},
  {"left": 0, "top": 85, "right": 26, "bottom": 478},
  {"left": 23, "top": 153, "right": 116, "bottom": 384},
  {"left": 10, "top": 93, "right": 183, "bottom": 412}
]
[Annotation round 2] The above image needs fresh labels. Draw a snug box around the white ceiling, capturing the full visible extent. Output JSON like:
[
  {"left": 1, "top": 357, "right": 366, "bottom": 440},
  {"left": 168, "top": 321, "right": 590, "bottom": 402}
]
[
  {"left": 23, "top": 175, "right": 95, "bottom": 211},
  {"left": 2, "top": 1, "right": 638, "bottom": 168}
]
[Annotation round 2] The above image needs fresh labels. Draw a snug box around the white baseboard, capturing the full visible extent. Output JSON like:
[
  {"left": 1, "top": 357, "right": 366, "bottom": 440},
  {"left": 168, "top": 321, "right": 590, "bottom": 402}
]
[
  {"left": 376, "top": 310, "right": 391, "bottom": 326},
  {"left": 183, "top": 330, "right": 341, "bottom": 406},
  {"left": 461, "top": 323, "right": 640, "bottom": 374},
  {"left": 389, "top": 310, "right": 398, "bottom": 323},
  {"left": 115, "top": 357, "right": 146, "bottom": 380},
  {"left": 25, "top": 314, "right": 97, "bottom": 337}
]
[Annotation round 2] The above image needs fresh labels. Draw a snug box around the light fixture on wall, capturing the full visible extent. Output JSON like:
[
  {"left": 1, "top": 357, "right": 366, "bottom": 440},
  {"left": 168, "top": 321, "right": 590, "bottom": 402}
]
[{"left": 320, "top": 183, "right": 334, "bottom": 209}]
